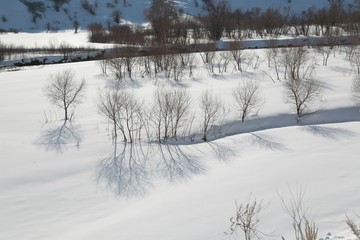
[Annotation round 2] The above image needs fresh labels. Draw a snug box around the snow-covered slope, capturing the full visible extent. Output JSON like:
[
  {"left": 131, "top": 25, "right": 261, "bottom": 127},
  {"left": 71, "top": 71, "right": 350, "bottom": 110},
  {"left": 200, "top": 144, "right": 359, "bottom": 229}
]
[
  {"left": 0, "top": 30, "right": 360, "bottom": 239},
  {"left": 0, "top": 0, "right": 355, "bottom": 32}
]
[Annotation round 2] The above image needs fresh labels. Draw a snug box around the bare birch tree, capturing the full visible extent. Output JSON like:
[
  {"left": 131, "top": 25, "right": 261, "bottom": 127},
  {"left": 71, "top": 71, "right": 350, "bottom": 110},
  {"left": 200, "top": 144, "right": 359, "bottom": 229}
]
[
  {"left": 152, "top": 87, "right": 191, "bottom": 142},
  {"left": 282, "top": 47, "right": 323, "bottom": 121},
  {"left": 200, "top": 89, "right": 224, "bottom": 141},
  {"left": 233, "top": 80, "right": 264, "bottom": 122},
  {"left": 44, "top": 69, "right": 86, "bottom": 121},
  {"left": 98, "top": 89, "right": 144, "bottom": 143}
]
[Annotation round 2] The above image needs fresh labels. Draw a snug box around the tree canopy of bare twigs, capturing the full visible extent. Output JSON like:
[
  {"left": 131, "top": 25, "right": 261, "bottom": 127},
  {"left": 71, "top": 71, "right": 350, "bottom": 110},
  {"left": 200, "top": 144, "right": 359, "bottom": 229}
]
[
  {"left": 281, "top": 47, "right": 323, "bottom": 121},
  {"left": 44, "top": 69, "right": 86, "bottom": 121},
  {"left": 151, "top": 87, "right": 191, "bottom": 142},
  {"left": 227, "top": 198, "right": 264, "bottom": 240},
  {"left": 346, "top": 212, "right": 360, "bottom": 240},
  {"left": 200, "top": 89, "right": 225, "bottom": 141},
  {"left": 278, "top": 186, "right": 318, "bottom": 240},
  {"left": 98, "top": 89, "right": 144, "bottom": 143},
  {"left": 233, "top": 80, "right": 264, "bottom": 122},
  {"left": 145, "top": 0, "right": 181, "bottom": 44}
]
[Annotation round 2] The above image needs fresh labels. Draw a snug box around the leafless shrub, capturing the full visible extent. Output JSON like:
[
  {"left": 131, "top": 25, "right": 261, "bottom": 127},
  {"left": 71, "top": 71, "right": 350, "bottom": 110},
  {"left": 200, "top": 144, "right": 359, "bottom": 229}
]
[
  {"left": 98, "top": 56, "right": 110, "bottom": 75},
  {"left": 51, "top": 0, "right": 70, "bottom": 11},
  {"left": 216, "top": 51, "right": 232, "bottom": 74},
  {"left": 346, "top": 213, "right": 360, "bottom": 240},
  {"left": 0, "top": 41, "right": 6, "bottom": 61},
  {"left": 317, "top": 45, "right": 333, "bottom": 66},
  {"left": 278, "top": 187, "right": 318, "bottom": 240},
  {"left": 349, "top": 48, "right": 360, "bottom": 75},
  {"left": 227, "top": 198, "right": 264, "bottom": 240},
  {"left": 200, "top": 50, "right": 216, "bottom": 74},
  {"left": 266, "top": 47, "right": 281, "bottom": 80},
  {"left": 165, "top": 54, "right": 185, "bottom": 81},
  {"left": 179, "top": 53, "right": 198, "bottom": 77},
  {"left": 233, "top": 80, "right": 264, "bottom": 122},
  {"left": 112, "top": 9, "right": 122, "bottom": 24},
  {"left": 229, "top": 42, "right": 245, "bottom": 72},
  {"left": 81, "top": 0, "right": 96, "bottom": 15},
  {"left": 88, "top": 23, "right": 108, "bottom": 43},
  {"left": 108, "top": 57, "right": 128, "bottom": 81},
  {"left": 44, "top": 69, "right": 86, "bottom": 121}
]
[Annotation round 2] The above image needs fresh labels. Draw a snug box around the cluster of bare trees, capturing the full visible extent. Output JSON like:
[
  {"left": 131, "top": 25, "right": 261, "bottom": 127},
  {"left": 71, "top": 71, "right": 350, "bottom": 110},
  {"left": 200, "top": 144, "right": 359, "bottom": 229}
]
[
  {"left": 103, "top": 51, "right": 189, "bottom": 82},
  {"left": 86, "top": 0, "right": 360, "bottom": 46},
  {"left": 98, "top": 89, "right": 145, "bottom": 143},
  {"left": 44, "top": 42, "right": 360, "bottom": 144},
  {"left": 151, "top": 88, "right": 192, "bottom": 142},
  {"left": 94, "top": 81, "right": 266, "bottom": 143}
]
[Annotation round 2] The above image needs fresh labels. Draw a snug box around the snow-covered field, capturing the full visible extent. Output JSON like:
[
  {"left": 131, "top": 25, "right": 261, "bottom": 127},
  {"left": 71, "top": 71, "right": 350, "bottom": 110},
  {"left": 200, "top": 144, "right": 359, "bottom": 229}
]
[{"left": 0, "top": 31, "right": 360, "bottom": 240}]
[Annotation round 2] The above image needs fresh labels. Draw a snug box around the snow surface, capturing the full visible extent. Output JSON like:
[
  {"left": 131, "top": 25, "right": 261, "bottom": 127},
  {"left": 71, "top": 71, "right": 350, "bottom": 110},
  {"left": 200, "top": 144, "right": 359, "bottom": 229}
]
[{"left": 0, "top": 32, "right": 360, "bottom": 240}]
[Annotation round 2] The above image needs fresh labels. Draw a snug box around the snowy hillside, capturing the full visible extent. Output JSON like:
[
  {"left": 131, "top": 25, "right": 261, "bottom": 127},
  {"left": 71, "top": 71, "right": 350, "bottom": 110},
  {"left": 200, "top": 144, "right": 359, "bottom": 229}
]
[
  {"left": 0, "top": 0, "right": 355, "bottom": 32},
  {"left": 1, "top": 29, "right": 360, "bottom": 240}
]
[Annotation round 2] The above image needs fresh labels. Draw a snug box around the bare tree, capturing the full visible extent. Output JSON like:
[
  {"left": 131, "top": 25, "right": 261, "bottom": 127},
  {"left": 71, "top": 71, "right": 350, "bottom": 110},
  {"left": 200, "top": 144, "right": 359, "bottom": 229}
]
[
  {"left": 216, "top": 51, "right": 232, "bottom": 73},
  {"left": 44, "top": 69, "right": 86, "bottom": 121},
  {"left": 283, "top": 76, "right": 322, "bottom": 121},
  {"left": 108, "top": 57, "right": 125, "bottom": 81},
  {"left": 233, "top": 80, "right": 264, "bottom": 122},
  {"left": 112, "top": 9, "right": 122, "bottom": 24},
  {"left": 98, "top": 89, "right": 125, "bottom": 141},
  {"left": 278, "top": 187, "right": 318, "bottom": 240},
  {"left": 98, "top": 89, "right": 144, "bottom": 143},
  {"left": 145, "top": 0, "right": 180, "bottom": 44},
  {"left": 200, "top": 89, "right": 224, "bottom": 141},
  {"left": 200, "top": 49, "right": 216, "bottom": 74},
  {"left": 317, "top": 45, "right": 333, "bottom": 66},
  {"left": 350, "top": 49, "right": 360, "bottom": 75},
  {"left": 228, "top": 198, "right": 263, "bottom": 240},
  {"left": 266, "top": 47, "right": 281, "bottom": 80},
  {"left": 282, "top": 48, "right": 322, "bottom": 121},
  {"left": 230, "top": 42, "right": 245, "bottom": 72},
  {"left": 202, "top": 0, "right": 231, "bottom": 40},
  {"left": 151, "top": 87, "right": 191, "bottom": 142},
  {"left": 353, "top": 74, "right": 360, "bottom": 105},
  {"left": 281, "top": 47, "right": 310, "bottom": 81}
]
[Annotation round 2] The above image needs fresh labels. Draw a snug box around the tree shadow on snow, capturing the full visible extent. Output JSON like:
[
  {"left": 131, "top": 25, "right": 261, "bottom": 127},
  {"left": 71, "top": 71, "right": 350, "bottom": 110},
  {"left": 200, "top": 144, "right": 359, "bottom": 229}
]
[
  {"left": 249, "top": 133, "right": 292, "bottom": 151},
  {"left": 153, "top": 143, "right": 206, "bottom": 183},
  {"left": 302, "top": 125, "right": 358, "bottom": 140},
  {"left": 96, "top": 141, "right": 152, "bottom": 198},
  {"left": 35, "top": 120, "right": 82, "bottom": 154},
  {"left": 96, "top": 140, "right": 206, "bottom": 197}
]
